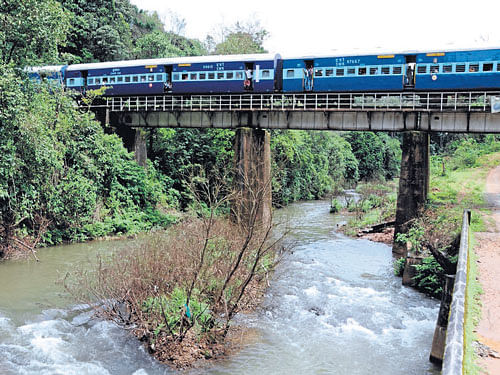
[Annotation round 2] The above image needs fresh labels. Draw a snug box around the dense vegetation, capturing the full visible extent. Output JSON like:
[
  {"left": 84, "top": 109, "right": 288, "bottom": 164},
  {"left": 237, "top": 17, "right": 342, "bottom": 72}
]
[{"left": 0, "top": 0, "right": 406, "bottom": 258}]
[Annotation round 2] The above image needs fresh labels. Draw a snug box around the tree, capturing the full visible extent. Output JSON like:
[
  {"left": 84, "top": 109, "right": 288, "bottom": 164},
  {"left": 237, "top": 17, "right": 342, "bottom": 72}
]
[
  {"left": 134, "top": 31, "right": 206, "bottom": 59},
  {"left": 208, "top": 20, "right": 269, "bottom": 55},
  {"left": 0, "top": 0, "right": 69, "bottom": 65}
]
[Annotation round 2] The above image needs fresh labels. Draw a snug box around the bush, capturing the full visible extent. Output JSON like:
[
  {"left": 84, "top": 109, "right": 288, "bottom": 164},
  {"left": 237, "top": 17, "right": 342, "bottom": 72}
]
[{"left": 412, "top": 257, "right": 445, "bottom": 298}]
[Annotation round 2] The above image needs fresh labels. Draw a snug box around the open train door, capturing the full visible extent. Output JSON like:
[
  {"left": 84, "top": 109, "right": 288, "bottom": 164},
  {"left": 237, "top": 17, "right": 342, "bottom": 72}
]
[
  {"left": 303, "top": 59, "right": 314, "bottom": 91},
  {"left": 81, "top": 70, "right": 88, "bottom": 94},
  {"left": 243, "top": 62, "right": 254, "bottom": 91},
  {"left": 163, "top": 65, "right": 173, "bottom": 92},
  {"left": 404, "top": 55, "right": 416, "bottom": 89}
]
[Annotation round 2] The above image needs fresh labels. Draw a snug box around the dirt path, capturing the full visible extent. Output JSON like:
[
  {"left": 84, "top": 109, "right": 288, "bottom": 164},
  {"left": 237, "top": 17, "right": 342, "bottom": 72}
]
[{"left": 476, "top": 166, "right": 500, "bottom": 374}]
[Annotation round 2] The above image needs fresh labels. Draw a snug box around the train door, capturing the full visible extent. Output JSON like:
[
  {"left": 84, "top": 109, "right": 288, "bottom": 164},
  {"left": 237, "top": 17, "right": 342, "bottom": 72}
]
[
  {"left": 81, "top": 70, "right": 88, "bottom": 93},
  {"left": 303, "top": 59, "right": 314, "bottom": 91},
  {"left": 244, "top": 62, "right": 254, "bottom": 91},
  {"left": 404, "top": 55, "right": 416, "bottom": 89},
  {"left": 164, "top": 65, "right": 173, "bottom": 92}
]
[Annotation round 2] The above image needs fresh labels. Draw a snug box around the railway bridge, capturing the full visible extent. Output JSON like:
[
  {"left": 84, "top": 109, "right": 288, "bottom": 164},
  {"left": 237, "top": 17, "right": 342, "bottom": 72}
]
[
  {"left": 90, "top": 90, "right": 499, "bottom": 371},
  {"left": 90, "top": 90, "right": 500, "bottom": 256}
]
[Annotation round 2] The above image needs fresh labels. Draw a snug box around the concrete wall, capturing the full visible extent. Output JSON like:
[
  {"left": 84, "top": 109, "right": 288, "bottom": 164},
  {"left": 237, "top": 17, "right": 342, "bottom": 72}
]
[{"left": 441, "top": 210, "right": 470, "bottom": 375}]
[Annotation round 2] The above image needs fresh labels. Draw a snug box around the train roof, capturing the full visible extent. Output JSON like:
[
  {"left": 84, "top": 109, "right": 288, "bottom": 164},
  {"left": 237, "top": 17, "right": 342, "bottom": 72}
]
[
  {"left": 282, "top": 45, "right": 500, "bottom": 60},
  {"left": 24, "top": 65, "right": 65, "bottom": 72},
  {"left": 67, "top": 53, "right": 281, "bottom": 71}
]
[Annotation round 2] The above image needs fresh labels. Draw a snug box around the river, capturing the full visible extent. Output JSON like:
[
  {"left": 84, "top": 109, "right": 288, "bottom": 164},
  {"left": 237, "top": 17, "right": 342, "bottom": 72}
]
[{"left": 0, "top": 200, "right": 440, "bottom": 375}]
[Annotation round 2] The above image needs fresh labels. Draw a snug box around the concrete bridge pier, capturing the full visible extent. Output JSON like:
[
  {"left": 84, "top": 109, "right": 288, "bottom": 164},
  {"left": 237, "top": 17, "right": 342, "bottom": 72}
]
[
  {"left": 112, "top": 125, "right": 148, "bottom": 167},
  {"left": 393, "top": 131, "right": 430, "bottom": 258},
  {"left": 232, "top": 128, "right": 272, "bottom": 229}
]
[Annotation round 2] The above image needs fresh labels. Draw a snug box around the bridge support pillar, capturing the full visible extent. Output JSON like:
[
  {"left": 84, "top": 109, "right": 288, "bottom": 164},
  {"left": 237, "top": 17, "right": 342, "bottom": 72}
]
[
  {"left": 393, "top": 131, "right": 430, "bottom": 257},
  {"left": 133, "top": 128, "right": 148, "bottom": 167},
  {"left": 113, "top": 125, "right": 148, "bottom": 167},
  {"left": 232, "top": 128, "right": 272, "bottom": 229}
]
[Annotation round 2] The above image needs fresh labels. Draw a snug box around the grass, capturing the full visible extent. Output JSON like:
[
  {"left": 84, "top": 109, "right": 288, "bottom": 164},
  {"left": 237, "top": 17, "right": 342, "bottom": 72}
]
[{"left": 464, "top": 232, "right": 483, "bottom": 375}]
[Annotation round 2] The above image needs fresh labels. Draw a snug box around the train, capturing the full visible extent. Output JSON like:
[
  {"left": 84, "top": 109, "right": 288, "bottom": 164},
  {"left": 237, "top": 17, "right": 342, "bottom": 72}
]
[{"left": 27, "top": 47, "right": 500, "bottom": 95}]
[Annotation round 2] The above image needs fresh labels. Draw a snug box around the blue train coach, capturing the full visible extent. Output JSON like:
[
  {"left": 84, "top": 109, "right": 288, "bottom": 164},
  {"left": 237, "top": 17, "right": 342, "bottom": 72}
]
[
  {"left": 25, "top": 65, "right": 67, "bottom": 86},
  {"left": 65, "top": 53, "right": 282, "bottom": 96},
  {"left": 282, "top": 53, "right": 407, "bottom": 92},
  {"left": 414, "top": 48, "right": 500, "bottom": 90}
]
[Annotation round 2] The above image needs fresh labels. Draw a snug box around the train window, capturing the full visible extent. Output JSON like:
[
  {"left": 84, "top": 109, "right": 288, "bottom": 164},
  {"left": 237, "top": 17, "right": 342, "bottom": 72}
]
[
  {"left": 483, "top": 63, "right": 493, "bottom": 72},
  {"left": 430, "top": 65, "right": 439, "bottom": 73},
  {"left": 133, "top": 76, "right": 139, "bottom": 82},
  {"left": 95, "top": 78, "right": 101, "bottom": 84},
  {"left": 286, "top": 69, "right": 295, "bottom": 78},
  {"left": 88, "top": 78, "right": 94, "bottom": 85},
  {"left": 497, "top": 63, "right": 500, "bottom": 72},
  {"left": 370, "top": 67, "right": 378, "bottom": 75},
  {"left": 110, "top": 77, "right": 116, "bottom": 83},
  {"left": 190, "top": 73, "right": 197, "bottom": 80},
  {"left": 117, "top": 77, "right": 123, "bottom": 82},
  {"left": 393, "top": 66, "right": 402, "bottom": 74},
  {"left": 347, "top": 68, "right": 356, "bottom": 75},
  {"left": 469, "top": 64, "right": 479, "bottom": 72},
  {"left": 155, "top": 74, "right": 161, "bottom": 81},
  {"left": 227, "top": 72, "right": 234, "bottom": 79},
  {"left": 381, "top": 67, "right": 390, "bottom": 74},
  {"left": 443, "top": 65, "right": 452, "bottom": 73},
  {"left": 336, "top": 68, "right": 344, "bottom": 76},
  {"left": 315, "top": 69, "right": 323, "bottom": 77},
  {"left": 181, "top": 73, "right": 188, "bottom": 80},
  {"left": 148, "top": 75, "right": 154, "bottom": 81},
  {"left": 199, "top": 73, "right": 206, "bottom": 80},
  {"left": 236, "top": 72, "right": 243, "bottom": 79},
  {"left": 140, "top": 75, "right": 146, "bottom": 82},
  {"left": 103, "top": 78, "right": 108, "bottom": 84},
  {"left": 69, "top": 78, "right": 75, "bottom": 85},
  {"left": 417, "top": 65, "right": 427, "bottom": 74},
  {"left": 124, "top": 76, "right": 130, "bottom": 83},
  {"left": 217, "top": 72, "right": 225, "bottom": 79},
  {"left": 358, "top": 67, "right": 366, "bottom": 75},
  {"left": 325, "top": 69, "right": 333, "bottom": 76},
  {"left": 456, "top": 64, "right": 465, "bottom": 73},
  {"left": 262, "top": 70, "right": 270, "bottom": 78},
  {"left": 208, "top": 72, "right": 215, "bottom": 79}
]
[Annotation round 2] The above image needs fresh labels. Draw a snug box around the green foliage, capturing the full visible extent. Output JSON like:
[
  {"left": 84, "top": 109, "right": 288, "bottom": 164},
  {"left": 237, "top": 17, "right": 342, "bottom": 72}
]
[
  {"left": 394, "top": 257, "right": 405, "bottom": 276},
  {"left": 271, "top": 130, "right": 358, "bottom": 206},
  {"left": 411, "top": 257, "right": 446, "bottom": 298},
  {"left": 133, "top": 31, "right": 205, "bottom": 59},
  {"left": 142, "top": 288, "right": 214, "bottom": 335},
  {"left": 343, "top": 132, "right": 401, "bottom": 181},
  {"left": 330, "top": 198, "right": 342, "bottom": 213},
  {"left": 464, "top": 234, "right": 483, "bottom": 375},
  {"left": 0, "top": 0, "right": 70, "bottom": 65},
  {"left": 58, "top": 0, "right": 206, "bottom": 63},
  {"left": 395, "top": 223, "right": 425, "bottom": 254},
  {"left": 0, "top": 69, "right": 175, "bottom": 247},
  {"left": 150, "top": 128, "right": 234, "bottom": 208},
  {"left": 210, "top": 20, "right": 268, "bottom": 55}
]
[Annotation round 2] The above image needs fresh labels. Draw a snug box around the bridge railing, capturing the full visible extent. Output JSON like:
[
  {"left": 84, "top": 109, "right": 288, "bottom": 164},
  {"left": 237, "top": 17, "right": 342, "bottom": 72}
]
[
  {"left": 96, "top": 92, "right": 500, "bottom": 113},
  {"left": 441, "top": 210, "right": 471, "bottom": 375}
]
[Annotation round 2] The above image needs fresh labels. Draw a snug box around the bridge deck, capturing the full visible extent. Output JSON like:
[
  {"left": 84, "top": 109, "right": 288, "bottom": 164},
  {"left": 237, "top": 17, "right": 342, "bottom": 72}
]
[
  {"left": 98, "top": 91, "right": 500, "bottom": 113},
  {"left": 94, "top": 92, "right": 500, "bottom": 133}
]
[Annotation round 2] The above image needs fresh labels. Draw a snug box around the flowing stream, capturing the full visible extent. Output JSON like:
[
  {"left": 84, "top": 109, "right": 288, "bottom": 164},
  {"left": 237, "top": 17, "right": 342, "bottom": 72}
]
[{"left": 0, "top": 200, "right": 440, "bottom": 374}]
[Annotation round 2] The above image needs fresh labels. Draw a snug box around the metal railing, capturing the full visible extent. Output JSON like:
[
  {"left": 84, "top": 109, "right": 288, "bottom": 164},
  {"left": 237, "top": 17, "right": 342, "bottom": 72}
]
[{"left": 93, "top": 91, "right": 500, "bottom": 113}]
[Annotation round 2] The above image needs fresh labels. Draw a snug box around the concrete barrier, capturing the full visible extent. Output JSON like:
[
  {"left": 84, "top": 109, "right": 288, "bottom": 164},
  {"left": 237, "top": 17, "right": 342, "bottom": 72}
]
[{"left": 441, "top": 210, "right": 470, "bottom": 375}]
